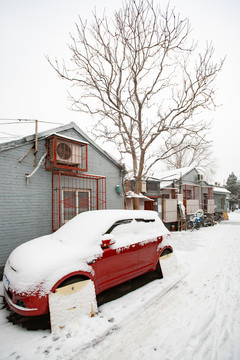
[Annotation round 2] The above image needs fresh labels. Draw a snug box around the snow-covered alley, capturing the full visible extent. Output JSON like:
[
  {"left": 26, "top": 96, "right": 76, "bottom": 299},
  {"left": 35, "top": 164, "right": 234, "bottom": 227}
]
[{"left": 1, "top": 212, "right": 240, "bottom": 360}]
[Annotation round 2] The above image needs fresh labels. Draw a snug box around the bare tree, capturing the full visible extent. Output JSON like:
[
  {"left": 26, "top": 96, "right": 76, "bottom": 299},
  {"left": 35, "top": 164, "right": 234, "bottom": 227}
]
[
  {"left": 159, "top": 133, "right": 217, "bottom": 175},
  {"left": 48, "top": 0, "right": 223, "bottom": 208}
]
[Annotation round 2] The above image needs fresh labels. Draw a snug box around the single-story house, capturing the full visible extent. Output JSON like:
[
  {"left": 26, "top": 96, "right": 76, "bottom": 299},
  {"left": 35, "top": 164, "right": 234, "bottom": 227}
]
[
  {"left": 0, "top": 122, "right": 125, "bottom": 276},
  {"left": 213, "top": 184, "right": 230, "bottom": 218},
  {"left": 125, "top": 167, "right": 215, "bottom": 230}
]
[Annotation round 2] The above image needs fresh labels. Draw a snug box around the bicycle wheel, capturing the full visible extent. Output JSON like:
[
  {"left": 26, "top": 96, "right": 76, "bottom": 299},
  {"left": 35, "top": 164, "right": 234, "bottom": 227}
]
[{"left": 195, "top": 221, "right": 201, "bottom": 230}]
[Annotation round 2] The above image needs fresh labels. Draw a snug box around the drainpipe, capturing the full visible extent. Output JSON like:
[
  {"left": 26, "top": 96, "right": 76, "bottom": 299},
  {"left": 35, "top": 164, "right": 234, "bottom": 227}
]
[{"left": 26, "top": 152, "right": 47, "bottom": 185}]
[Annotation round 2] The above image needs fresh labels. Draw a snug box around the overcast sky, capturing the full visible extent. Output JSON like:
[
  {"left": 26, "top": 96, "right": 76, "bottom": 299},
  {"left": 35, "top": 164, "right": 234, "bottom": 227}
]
[{"left": 0, "top": 0, "right": 239, "bottom": 184}]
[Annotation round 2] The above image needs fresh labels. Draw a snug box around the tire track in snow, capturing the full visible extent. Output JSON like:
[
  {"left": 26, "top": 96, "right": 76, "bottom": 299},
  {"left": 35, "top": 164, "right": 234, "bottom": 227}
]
[
  {"left": 174, "top": 224, "right": 240, "bottom": 360},
  {"left": 173, "top": 223, "right": 240, "bottom": 360},
  {"left": 78, "top": 221, "right": 240, "bottom": 360}
]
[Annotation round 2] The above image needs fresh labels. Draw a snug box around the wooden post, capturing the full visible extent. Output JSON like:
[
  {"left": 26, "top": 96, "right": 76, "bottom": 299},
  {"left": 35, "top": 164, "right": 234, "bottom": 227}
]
[{"left": 33, "top": 119, "right": 38, "bottom": 167}]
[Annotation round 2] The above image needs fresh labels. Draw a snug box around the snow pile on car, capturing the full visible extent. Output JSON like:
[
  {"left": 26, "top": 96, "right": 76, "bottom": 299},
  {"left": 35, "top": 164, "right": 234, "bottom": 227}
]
[
  {"left": 53, "top": 209, "right": 168, "bottom": 243},
  {"left": 4, "top": 235, "right": 93, "bottom": 296},
  {"left": 110, "top": 219, "right": 169, "bottom": 249},
  {"left": 4, "top": 210, "right": 169, "bottom": 296}
]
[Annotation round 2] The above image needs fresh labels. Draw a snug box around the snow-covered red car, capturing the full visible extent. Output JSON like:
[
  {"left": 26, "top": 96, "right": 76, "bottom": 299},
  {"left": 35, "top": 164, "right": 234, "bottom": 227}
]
[{"left": 3, "top": 210, "right": 173, "bottom": 316}]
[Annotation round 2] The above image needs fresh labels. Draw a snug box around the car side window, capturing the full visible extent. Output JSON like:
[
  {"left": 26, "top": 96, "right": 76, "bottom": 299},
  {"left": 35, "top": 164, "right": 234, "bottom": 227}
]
[
  {"left": 105, "top": 218, "right": 156, "bottom": 237},
  {"left": 133, "top": 218, "right": 157, "bottom": 235},
  {"left": 135, "top": 218, "right": 155, "bottom": 223},
  {"left": 103, "top": 217, "right": 158, "bottom": 249},
  {"left": 105, "top": 219, "right": 133, "bottom": 234}
]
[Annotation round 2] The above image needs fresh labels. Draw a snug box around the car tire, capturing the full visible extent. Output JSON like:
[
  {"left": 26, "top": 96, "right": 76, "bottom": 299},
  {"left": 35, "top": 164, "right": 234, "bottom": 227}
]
[
  {"left": 156, "top": 260, "right": 163, "bottom": 279},
  {"left": 56, "top": 275, "right": 89, "bottom": 289}
]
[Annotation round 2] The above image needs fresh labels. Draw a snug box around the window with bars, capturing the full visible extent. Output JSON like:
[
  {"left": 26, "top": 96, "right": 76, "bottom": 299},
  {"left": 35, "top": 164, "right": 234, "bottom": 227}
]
[
  {"left": 182, "top": 185, "right": 200, "bottom": 200},
  {"left": 52, "top": 172, "right": 106, "bottom": 231},
  {"left": 62, "top": 190, "right": 91, "bottom": 223}
]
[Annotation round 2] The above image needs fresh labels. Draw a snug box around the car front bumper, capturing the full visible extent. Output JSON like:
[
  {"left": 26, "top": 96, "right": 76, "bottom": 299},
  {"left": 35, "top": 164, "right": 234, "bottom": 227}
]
[{"left": 4, "top": 286, "right": 48, "bottom": 317}]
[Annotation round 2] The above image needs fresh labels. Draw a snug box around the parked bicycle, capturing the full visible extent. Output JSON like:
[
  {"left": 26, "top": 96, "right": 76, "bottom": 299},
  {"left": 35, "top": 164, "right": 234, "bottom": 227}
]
[
  {"left": 202, "top": 213, "right": 215, "bottom": 227},
  {"left": 214, "top": 213, "right": 225, "bottom": 223},
  {"left": 186, "top": 209, "right": 204, "bottom": 231}
]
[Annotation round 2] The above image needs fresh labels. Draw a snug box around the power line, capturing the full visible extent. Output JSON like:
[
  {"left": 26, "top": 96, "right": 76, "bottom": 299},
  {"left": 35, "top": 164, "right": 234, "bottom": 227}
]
[
  {"left": 38, "top": 120, "right": 65, "bottom": 125},
  {"left": 0, "top": 131, "right": 20, "bottom": 137},
  {"left": 0, "top": 118, "right": 36, "bottom": 122},
  {"left": 0, "top": 118, "right": 65, "bottom": 125},
  {"left": 0, "top": 118, "right": 66, "bottom": 140},
  {"left": 0, "top": 122, "right": 35, "bottom": 125}
]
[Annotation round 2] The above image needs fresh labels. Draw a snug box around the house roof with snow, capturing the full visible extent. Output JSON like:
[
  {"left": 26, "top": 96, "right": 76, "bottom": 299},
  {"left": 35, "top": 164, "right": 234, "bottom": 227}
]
[
  {"left": 0, "top": 121, "right": 124, "bottom": 170},
  {"left": 125, "top": 191, "right": 154, "bottom": 201},
  {"left": 148, "top": 166, "right": 198, "bottom": 188},
  {"left": 126, "top": 166, "right": 196, "bottom": 182},
  {"left": 153, "top": 166, "right": 193, "bottom": 182},
  {"left": 213, "top": 186, "right": 231, "bottom": 195}
]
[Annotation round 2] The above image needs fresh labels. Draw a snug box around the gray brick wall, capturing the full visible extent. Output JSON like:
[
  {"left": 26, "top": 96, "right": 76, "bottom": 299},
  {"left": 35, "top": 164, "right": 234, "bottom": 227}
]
[
  {"left": 57, "top": 128, "right": 124, "bottom": 209},
  {"left": 0, "top": 140, "right": 52, "bottom": 276},
  {"left": 182, "top": 169, "right": 199, "bottom": 184},
  {"left": 0, "top": 127, "right": 124, "bottom": 276}
]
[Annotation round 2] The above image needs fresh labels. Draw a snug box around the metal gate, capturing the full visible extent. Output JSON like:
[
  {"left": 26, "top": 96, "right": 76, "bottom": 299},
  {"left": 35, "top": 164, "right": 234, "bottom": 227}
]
[{"left": 52, "top": 172, "right": 106, "bottom": 231}]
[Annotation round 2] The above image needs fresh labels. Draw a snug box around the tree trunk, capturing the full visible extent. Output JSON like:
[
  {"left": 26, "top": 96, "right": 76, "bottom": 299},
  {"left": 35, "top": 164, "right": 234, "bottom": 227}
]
[
  {"left": 133, "top": 197, "right": 140, "bottom": 210},
  {"left": 133, "top": 176, "right": 141, "bottom": 210}
]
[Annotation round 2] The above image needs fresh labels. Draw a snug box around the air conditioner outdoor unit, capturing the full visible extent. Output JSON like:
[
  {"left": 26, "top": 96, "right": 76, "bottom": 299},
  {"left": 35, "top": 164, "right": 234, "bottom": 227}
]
[
  {"left": 48, "top": 138, "right": 82, "bottom": 166},
  {"left": 198, "top": 174, "right": 205, "bottom": 181},
  {"left": 141, "top": 181, "right": 147, "bottom": 193}
]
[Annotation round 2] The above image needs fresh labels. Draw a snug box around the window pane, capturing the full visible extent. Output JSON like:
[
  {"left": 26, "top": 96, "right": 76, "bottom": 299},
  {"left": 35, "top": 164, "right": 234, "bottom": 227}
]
[
  {"left": 78, "top": 191, "right": 90, "bottom": 213},
  {"left": 63, "top": 191, "right": 76, "bottom": 221}
]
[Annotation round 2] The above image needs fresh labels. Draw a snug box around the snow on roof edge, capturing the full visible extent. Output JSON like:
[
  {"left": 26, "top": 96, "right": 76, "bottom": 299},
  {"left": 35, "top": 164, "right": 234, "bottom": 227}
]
[
  {"left": 0, "top": 122, "right": 124, "bottom": 169},
  {"left": 125, "top": 191, "right": 154, "bottom": 201},
  {"left": 213, "top": 186, "right": 231, "bottom": 194}
]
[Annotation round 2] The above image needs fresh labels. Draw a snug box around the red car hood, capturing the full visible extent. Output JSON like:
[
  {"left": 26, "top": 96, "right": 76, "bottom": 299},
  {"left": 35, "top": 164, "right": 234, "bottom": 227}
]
[{"left": 4, "top": 234, "right": 100, "bottom": 296}]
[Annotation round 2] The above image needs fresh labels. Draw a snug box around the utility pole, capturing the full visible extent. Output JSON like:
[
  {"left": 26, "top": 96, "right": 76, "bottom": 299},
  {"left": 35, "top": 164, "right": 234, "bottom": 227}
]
[{"left": 33, "top": 119, "right": 38, "bottom": 166}]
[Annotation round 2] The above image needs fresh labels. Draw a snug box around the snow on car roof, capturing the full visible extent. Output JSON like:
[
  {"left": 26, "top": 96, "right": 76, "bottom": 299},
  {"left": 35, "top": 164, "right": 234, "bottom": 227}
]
[{"left": 53, "top": 209, "right": 162, "bottom": 244}]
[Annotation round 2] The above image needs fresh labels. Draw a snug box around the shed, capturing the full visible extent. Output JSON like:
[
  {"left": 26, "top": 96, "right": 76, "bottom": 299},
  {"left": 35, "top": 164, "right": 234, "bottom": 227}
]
[{"left": 213, "top": 185, "right": 230, "bottom": 214}]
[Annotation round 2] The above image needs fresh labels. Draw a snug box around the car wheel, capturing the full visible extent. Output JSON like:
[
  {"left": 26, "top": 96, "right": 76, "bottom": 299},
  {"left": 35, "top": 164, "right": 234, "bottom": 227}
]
[
  {"left": 160, "top": 248, "right": 172, "bottom": 257},
  {"left": 156, "top": 261, "right": 163, "bottom": 279},
  {"left": 56, "top": 275, "right": 89, "bottom": 289}
]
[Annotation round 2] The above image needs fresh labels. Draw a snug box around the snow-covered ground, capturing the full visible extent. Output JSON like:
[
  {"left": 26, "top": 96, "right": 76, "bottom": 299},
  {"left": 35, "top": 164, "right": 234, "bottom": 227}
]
[{"left": 1, "top": 212, "right": 240, "bottom": 360}]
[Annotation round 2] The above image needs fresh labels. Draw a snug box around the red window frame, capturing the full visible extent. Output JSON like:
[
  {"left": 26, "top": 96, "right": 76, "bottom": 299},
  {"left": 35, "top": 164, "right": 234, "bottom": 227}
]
[{"left": 52, "top": 171, "right": 106, "bottom": 231}]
